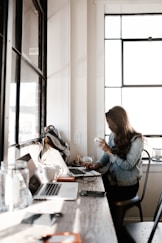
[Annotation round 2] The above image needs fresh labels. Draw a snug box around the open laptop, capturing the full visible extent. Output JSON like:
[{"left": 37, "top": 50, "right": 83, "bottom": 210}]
[
  {"left": 33, "top": 181, "right": 78, "bottom": 201},
  {"left": 17, "top": 153, "right": 78, "bottom": 201}
]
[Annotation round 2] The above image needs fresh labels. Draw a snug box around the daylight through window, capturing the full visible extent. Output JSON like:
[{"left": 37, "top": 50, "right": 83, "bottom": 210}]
[{"left": 105, "top": 14, "right": 162, "bottom": 151}]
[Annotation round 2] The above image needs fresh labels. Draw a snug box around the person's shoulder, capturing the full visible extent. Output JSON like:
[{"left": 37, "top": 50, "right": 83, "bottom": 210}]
[
  {"left": 109, "top": 132, "right": 114, "bottom": 140},
  {"left": 109, "top": 132, "right": 114, "bottom": 137},
  {"left": 131, "top": 134, "right": 143, "bottom": 142}
]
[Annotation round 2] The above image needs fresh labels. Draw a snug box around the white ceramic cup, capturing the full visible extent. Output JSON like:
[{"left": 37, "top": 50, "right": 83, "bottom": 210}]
[
  {"left": 94, "top": 137, "right": 103, "bottom": 144},
  {"left": 81, "top": 156, "right": 93, "bottom": 163},
  {"left": 43, "top": 165, "right": 62, "bottom": 182}
]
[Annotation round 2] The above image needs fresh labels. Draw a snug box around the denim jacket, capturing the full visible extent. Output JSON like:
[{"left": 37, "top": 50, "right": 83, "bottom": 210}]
[{"left": 98, "top": 133, "right": 144, "bottom": 186}]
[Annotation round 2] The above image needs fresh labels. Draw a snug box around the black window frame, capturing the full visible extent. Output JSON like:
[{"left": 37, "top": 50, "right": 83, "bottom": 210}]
[
  {"left": 11, "top": 0, "right": 47, "bottom": 147},
  {"left": 0, "top": 0, "right": 47, "bottom": 162},
  {"left": 0, "top": 0, "right": 8, "bottom": 162}
]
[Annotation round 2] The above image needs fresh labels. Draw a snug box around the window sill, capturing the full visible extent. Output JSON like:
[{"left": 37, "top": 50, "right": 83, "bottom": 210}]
[{"left": 143, "top": 160, "right": 162, "bottom": 172}]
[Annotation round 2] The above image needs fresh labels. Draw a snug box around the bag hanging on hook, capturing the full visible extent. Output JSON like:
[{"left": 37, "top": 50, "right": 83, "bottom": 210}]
[{"left": 40, "top": 125, "right": 70, "bottom": 163}]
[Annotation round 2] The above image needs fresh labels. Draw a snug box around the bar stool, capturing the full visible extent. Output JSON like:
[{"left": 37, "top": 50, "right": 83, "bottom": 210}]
[{"left": 110, "top": 149, "right": 151, "bottom": 231}]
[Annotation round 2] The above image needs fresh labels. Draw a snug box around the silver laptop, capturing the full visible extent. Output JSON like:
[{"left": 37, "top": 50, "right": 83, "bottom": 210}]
[
  {"left": 17, "top": 153, "right": 78, "bottom": 201},
  {"left": 33, "top": 181, "right": 78, "bottom": 200}
]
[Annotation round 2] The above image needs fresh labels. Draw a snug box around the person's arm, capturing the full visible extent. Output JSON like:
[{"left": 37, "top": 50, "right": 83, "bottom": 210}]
[
  {"left": 97, "top": 140, "right": 112, "bottom": 156},
  {"left": 109, "top": 137, "right": 143, "bottom": 170},
  {"left": 96, "top": 133, "right": 114, "bottom": 157},
  {"left": 84, "top": 153, "right": 110, "bottom": 170},
  {"left": 85, "top": 134, "right": 114, "bottom": 170}
]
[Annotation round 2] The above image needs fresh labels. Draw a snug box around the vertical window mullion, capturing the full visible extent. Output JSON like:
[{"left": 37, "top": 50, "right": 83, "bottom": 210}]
[
  {"left": 121, "top": 40, "right": 124, "bottom": 87},
  {"left": 15, "top": 0, "right": 22, "bottom": 144},
  {"left": 0, "top": 0, "right": 8, "bottom": 162}
]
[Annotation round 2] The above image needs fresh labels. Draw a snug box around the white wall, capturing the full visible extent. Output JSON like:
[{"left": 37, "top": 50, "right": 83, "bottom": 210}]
[
  {"left": 47, "top": 0, "right": 105, "bottom": 162},
  {"left": 47, "top": 0, "right": 162, "bottom": 220},
  {"left": 47, "top": 0, "right": 70, "bottom": 146}
]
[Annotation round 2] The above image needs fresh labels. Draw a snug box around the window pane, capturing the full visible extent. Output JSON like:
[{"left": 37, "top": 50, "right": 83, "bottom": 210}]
[
  {"left": 105, "top": 40, "right": 121, "bottom": 86},
  {"left": 105, "top": 16, "right": 121, "bottom": 39},
  {"left": 122, "top": 15, "right": 162, "bottom": 38},
  {"left": 19, "top": 60, "right": 39, "bottom": 142},
  {"left": 105, "top": 88, "right": 121, "bottom": 134},
  {"left": 0, "top": 37, "right": 2, "bottom": 81},
  {"left": 9, "top": 53, "right": 17, "bottom": 145},
  {"left": 145, "top": 137, "right": 162, "bottom": 157},
  {"left": 12, "top": 0, "right": 16, "bottom": 47},
  {"left": 22, "top": 0, "right": 39, "bottom": 67},
  {"left": 122, "top": 87, "right": 162, "bottom": 135},
  {"left": 123, "top": 41, "right": 162, "bottom": 85},
  {"left": 0, "top": 0, "right": 4, "bottom": 35}
]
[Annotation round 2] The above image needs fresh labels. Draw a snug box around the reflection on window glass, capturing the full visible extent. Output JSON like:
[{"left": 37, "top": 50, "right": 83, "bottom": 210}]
[
  {"left": 0, "top": 38, "right": 2, "bottom": 79},
  {"left": 9, "top": 53, "right": 17, "bottom": 145},
  {"left": 124, "top": 41, "right": 162, "bottom": 85},
  {"left": 12, "top": 0, "right": 16, "bottom": 48},
  {"left": 19, "top": 60, "right": 39, "bottom": 142},
  {"left": 22, "top": 0, "right": 39, "bottom": 66},
  {"left": 0, "top": 0, "right": 4, "bottom": 35},
  {"left": 0, "top": 0, "right": 4, "bottom": 77}
]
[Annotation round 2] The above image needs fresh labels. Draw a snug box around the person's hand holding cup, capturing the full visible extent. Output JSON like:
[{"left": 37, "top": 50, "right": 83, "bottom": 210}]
[
  {"left": 94, "top": 137, "right": 103, "bottom": 145},
  {"left": 94, "top": 137, "right": 111, "bottom": 153}
]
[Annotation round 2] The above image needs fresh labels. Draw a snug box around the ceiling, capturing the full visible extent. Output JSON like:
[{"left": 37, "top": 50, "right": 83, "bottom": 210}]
[{"left": 95, "top": 0, "right": 162, "bottom": 13}]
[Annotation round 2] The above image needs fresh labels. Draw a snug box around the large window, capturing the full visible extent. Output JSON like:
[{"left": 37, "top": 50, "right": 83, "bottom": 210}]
[
  {"left": 105, "top": 14, "right": 162, "bottom": 151},
  {"left": 9, "top": 0, "right": 47, "bottom": 147},
  {"left": 0, "top": 0, "right": 47, "bottom": 162}
]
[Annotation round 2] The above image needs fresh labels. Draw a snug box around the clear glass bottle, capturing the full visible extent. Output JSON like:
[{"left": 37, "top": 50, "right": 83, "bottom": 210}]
[
  {"left": 15, "top": 160, "right": 33, "bottom": 209},
  {"left": 1, "top": 160, "right": 33, "bottom": 211},
  {"left": 0, "top": 167, "right": 9, "bottom": 213}
]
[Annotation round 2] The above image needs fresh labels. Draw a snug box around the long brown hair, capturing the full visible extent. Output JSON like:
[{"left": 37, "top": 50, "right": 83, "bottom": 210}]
[{"left": 105, "top": 106, "right": 143, "bottom": 159}]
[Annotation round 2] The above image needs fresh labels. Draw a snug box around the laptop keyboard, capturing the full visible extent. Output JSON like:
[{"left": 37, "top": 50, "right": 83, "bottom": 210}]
[
  {"left": 40, "top": 183, "right": 61, "bottom": 196},
  {"left": 69, "top": 168, "right": 85, "bottom": 175}
]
